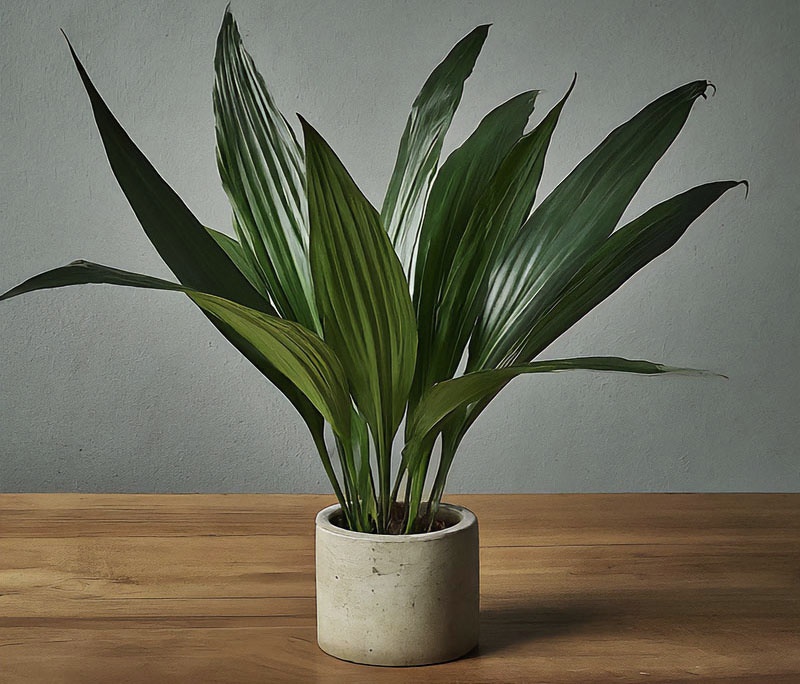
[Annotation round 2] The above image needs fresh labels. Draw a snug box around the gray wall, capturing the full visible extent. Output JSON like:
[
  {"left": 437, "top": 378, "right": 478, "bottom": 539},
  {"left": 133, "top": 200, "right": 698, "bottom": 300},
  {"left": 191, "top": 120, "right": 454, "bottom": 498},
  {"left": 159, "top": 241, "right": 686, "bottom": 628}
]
[{"left": 1, "top": 0, "right": 798, "bottom": 494}]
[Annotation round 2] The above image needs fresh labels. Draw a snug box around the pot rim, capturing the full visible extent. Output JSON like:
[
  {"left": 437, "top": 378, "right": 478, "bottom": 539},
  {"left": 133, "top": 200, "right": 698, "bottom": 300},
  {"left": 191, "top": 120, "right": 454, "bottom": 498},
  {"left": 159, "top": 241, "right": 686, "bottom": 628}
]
[{"left": 315, "top": 502, "right": 476, "bottom": 542}]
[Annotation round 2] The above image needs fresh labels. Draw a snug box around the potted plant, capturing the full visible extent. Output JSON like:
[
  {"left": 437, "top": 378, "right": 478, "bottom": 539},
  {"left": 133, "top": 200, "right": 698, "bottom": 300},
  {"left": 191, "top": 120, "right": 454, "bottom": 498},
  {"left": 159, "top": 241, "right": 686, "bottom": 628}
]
[{"left": 1, "top": 9, "right": 744, "bottom": 667}]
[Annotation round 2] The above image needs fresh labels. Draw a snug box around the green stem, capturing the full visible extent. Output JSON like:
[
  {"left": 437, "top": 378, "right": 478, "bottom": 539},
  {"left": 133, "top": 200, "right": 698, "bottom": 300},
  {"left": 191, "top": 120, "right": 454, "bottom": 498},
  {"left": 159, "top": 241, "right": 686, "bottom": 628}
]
[
  {"left": 425, "top": 429, "right": 461, "bottom": 531},
  {"left": 311, "top": 428, "right": 353, "bottom": 528}
]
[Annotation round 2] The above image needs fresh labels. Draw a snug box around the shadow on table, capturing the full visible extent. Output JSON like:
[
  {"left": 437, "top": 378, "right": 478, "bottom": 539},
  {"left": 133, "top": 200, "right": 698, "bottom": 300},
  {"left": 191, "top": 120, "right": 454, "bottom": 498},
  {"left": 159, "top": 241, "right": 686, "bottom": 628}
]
[{"left": 471, "top": 598, "right": 613, "bottom": 657}]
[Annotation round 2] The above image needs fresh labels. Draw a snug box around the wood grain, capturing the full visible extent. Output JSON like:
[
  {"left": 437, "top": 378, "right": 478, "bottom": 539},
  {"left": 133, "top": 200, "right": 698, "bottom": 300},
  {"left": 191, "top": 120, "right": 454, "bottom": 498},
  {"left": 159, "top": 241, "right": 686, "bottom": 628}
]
[{"left": 1, "top": 493, "right": 798, "bottom": 683}]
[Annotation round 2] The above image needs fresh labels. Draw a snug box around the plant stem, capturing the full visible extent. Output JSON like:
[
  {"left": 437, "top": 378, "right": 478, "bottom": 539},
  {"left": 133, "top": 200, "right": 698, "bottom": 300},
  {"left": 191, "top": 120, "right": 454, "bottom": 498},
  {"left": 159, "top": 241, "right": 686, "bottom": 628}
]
[{"left": 312, "top": 429, "right": 353, "bottom": 528}]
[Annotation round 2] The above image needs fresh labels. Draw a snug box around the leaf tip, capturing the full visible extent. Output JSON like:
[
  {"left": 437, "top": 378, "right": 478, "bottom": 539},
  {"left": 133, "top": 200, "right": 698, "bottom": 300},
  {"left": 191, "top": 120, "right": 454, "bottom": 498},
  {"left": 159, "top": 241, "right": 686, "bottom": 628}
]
[
  {"left": 296, "top": 113, "right": 313, "bottom": 135},
  {"left": 701, "top": 81, "right": 717, "bottom": 100},
  {"left": 737, "top": 179, "right": 750, "bottom": 199}
]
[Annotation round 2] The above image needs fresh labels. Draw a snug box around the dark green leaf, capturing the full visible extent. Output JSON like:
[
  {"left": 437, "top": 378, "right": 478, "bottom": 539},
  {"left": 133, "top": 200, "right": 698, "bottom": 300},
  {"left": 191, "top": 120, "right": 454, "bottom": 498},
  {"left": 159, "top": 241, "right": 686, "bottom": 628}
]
[
  {"left": 519, "top": 180, "right": 748, "bottom": 359},
  {"left": 63, "top": 34, "right": 270, "bottom": 315},
  {"left": 64, "top": 36, "right": 338, "bottom": 469},
  {"left": 302, "top": 117, "right": 417, "bottom": 526},
  {"left": 411, "top": 90, "right": 537, "bottom": 404},
  {"left": 381, "top": 25, "right": 489, "bottom": 276}
]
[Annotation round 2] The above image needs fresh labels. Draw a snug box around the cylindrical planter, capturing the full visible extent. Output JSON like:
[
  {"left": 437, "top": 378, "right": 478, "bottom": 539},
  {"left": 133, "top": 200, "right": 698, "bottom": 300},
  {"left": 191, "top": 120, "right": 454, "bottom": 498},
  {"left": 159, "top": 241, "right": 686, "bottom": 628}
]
[{"left": 315, "top": 503, "right": 479, "bottom": 666}]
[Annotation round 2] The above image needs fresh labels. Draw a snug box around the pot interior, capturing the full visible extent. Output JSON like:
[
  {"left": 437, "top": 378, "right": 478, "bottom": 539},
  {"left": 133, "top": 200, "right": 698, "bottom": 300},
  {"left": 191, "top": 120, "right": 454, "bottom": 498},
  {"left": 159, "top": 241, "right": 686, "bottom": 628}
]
[{"left": 328, "top": 503, "right": 462, "bottom": 533}]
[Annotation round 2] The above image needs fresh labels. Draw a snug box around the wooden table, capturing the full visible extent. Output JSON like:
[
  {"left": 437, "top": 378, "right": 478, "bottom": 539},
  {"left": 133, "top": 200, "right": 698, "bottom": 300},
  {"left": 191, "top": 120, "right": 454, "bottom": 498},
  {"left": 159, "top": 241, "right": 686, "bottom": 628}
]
[{"left": 1, "top": 494, "right": 798, "bottom": 683}]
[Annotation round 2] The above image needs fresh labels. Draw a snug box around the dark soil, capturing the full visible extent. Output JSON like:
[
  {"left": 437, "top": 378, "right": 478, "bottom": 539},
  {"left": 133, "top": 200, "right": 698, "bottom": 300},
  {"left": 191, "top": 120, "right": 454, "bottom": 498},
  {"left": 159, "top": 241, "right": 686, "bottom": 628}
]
[{"left": 332, "top": 502, "right": 455, "bottom": 535}]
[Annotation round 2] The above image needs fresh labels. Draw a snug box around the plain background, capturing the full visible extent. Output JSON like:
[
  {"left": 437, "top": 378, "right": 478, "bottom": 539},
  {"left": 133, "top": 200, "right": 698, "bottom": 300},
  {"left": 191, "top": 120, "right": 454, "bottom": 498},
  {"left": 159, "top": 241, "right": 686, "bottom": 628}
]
[{"left": 1, "top": 0, "right": 798, "bottom": 494}]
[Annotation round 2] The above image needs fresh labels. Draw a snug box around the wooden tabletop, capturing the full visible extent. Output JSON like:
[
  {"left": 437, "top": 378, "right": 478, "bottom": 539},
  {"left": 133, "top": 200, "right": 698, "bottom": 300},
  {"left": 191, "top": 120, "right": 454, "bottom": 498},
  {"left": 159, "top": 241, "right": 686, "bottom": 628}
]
[{"left": 1, "top": 493, "right": 799, "bottom": 683}]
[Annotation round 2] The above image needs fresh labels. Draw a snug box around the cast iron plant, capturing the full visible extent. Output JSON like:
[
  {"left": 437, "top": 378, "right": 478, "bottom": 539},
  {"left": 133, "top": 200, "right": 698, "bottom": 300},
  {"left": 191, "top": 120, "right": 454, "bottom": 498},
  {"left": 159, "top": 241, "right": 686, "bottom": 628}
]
[{"left": 1, "top": 10, "right": 746, "bottom": 533}]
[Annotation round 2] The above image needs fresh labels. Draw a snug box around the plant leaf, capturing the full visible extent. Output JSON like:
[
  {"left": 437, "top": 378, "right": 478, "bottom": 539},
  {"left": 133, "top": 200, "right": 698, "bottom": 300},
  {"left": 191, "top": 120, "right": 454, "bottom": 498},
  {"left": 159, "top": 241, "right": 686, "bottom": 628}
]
[
  {"left": 206, "top": 226, "right": 270, "bottom": 300},
  {"left": 439, "top": 181, "right": 744, "bottom": 477},
  {"left": 302, "top": 118, "right": 417, "bottom": 449},
  {"left": 411, "top": 90, "right": 537, "bottom": 402},
  {"left": 413, "top": 84, "right": 572, "bottom": 402},
  {"left": 381, "top": 25, "right": 489, "bottom": 277},
  {"left": 214, "top": 9, "right": 319, "bottom": 331},
  {"left": 63, "top": 34, "right": 270, "bottom": 315},
  {"left": 63, "top": 36, "right": 338, "bottom": 462},
  {"left": 0, "top": 260, "right": 352, "bottom": 441},
  {"left": 470, "top": 80, "right": 712, "bottom": 371},
  {"left": 407, "top": 356, "right": 719, "bottom": 454},
  {"left": 519, "top": 180, "right": 748, "bottom": 359}
]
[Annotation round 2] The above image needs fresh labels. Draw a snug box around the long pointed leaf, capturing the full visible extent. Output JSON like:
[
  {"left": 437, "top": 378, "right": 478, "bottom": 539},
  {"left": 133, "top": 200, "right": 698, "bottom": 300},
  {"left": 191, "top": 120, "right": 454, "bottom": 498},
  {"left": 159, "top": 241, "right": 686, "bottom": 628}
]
[
  {"left": 411, "top": 91, "right": 537, "bottom": 402},
  {"left": 64, "top": 35, "right": 269, "bottom": 315},
  {"left": 214, "top": 9, "right": 319, "bottom": 330},
  {"left": 302, "top": 117, "right": 417, "bottom": 527},
  {"left": 0, "top": 260, "right": 352, "bottom": 441},
  {"left": 520, "top": 180, "right": 748, "bottom": 359},
  {"left": 381, "top": 25, "right": 489, "bottom": 276},
  {"left": 407, "top": 356, "right": 719, "bottom": 455},
  {"left": 442, "top": 182, "right": 744, "bottom": 477},
  {"left": 471, "top": 80, "right": 712, "bottom": 371},
  {"left": 63, "top": 37, "right": 338, "bottom": 461}
]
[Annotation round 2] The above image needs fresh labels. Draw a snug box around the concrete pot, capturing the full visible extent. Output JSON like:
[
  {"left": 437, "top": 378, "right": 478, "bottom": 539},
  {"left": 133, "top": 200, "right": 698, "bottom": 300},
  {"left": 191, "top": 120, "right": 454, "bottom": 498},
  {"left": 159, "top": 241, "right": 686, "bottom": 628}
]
[{"left": 315, "top": 503, "right": 479, "bottom": 666}]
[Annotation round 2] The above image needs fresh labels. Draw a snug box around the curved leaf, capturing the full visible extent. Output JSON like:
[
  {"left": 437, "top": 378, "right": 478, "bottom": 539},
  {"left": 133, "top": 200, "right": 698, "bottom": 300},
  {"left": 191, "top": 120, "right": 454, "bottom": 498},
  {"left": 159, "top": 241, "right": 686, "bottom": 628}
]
[
  {"left": 302, "top": 118, "right": 417, "bottom": 524},
  {"left": 302, "top": 119, "right": 417, "bottom": 442},
  {"left": 381, "top": 25, "right": 489, "bottom": 276},
  {"left": 0, "top": 260, "right": 352, "bottom": 442},
  {"left": 214, "top": 9, "right": 319, "bottom": 330},
  {"left": 411, "top": 90, "right": 537, "bottom": 405},
  {"left": 63, "top": 36, "right": 338, "bottom": 473},
  {"left": 407, "top": 356, "right": 719, "bottom": 455},
  {"left": 520, "top": 180, "right": 748, "bottom": 359}
]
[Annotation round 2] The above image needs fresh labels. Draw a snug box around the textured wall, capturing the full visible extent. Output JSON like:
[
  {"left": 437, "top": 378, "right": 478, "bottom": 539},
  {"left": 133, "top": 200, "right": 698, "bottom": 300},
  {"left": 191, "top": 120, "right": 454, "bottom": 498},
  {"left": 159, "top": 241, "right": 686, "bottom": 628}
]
[{"left": 1, "top": 0, "right": 798, "bottom": 493}]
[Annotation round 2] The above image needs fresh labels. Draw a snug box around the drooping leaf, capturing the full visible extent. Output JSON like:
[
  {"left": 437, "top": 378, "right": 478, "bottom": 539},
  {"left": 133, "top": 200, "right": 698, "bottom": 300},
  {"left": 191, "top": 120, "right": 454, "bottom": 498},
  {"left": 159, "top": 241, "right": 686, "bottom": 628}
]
[
  {"left": 0, "top": 260, "right": 353, "bottom": 441},
  {"left": 381, "top": 25, "right": 489, "bottom": 277},
  {"left": 413, "top": 83, "right": 573, "bottom": 402},
  {"left": 214, "top": 9, "right": 319, "bottom": 331},
  {"left": 407, "top": 356, "right": 720, "bottom": 455},
  {"left": 470, "top": 80, "right": 712, "bottom": 371},
  {"left": 302, "top": 117, "right": 417, "bottom": 525}
]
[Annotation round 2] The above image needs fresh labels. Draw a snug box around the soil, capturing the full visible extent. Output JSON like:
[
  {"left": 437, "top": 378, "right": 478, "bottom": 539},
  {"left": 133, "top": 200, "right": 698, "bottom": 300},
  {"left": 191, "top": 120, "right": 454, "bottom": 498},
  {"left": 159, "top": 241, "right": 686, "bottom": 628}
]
[{"left": 332, "top": 502, "right": 455, "bottom": 535}]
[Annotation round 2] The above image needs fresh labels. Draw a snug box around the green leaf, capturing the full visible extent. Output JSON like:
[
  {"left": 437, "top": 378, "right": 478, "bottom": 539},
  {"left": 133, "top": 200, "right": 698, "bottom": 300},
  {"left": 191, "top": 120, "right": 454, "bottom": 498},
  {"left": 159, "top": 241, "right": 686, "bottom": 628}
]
[
  {"left": 63, "top": 34, "right": 270, "bottom": 316},
  {"left": 206, "top": 226, "right": 270, "bottom": 300},
  {"left": 407, "top": 356, "right": 720, "bottom": 454},
  {"left": 214, "top": 9, "right": 319, "bottom": 331},
  {"left": 413, "top": 83, "right": 572, "bottom": 402},
  {"left": 438, "top": 181, "right": 744, "bottom": 485},
  {"left": 63, "top": 36, "right": 339, "bottom": 478},
  {"left": 470, "top": 80, "right": 713, "bottom": 371},
  {"left": 519, "top": 180, "right": 748, "bottom": 359},
  {"left": 411, "top": 90, "right": 537, "bottom": 402},
  {"left": 381, "top": 25, "right": 489, "bottom": 277},
  {"left": 0, "top": 260, "right": 353, "bottom": 441},
  {"left": 302, "top": 117, "right": 417, "bottom": 527}
]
